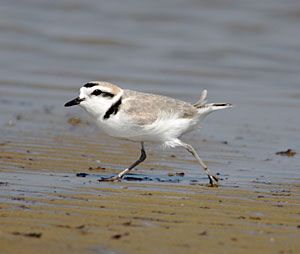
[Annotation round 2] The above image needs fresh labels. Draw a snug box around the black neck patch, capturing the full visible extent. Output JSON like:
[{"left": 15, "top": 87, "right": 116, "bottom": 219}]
[
  {"left": 84, "top": 82, "right": 98, "bottom": 88},
  {"left": 103, "top": 97, "right": 122, "bottom": 120}
]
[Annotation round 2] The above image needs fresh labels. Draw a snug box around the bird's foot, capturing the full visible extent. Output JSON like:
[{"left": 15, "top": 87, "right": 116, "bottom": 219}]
[
  {"left": 98, "top": 175, "right": 122, "bottom": 182},
  {"left": 207, "top": 174, "right": 219, "bottom": 187}
]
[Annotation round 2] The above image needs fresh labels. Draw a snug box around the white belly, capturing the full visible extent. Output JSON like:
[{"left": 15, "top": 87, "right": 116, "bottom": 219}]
[{"left": 95, "top": 114, "right": 199, "bottom": 143}]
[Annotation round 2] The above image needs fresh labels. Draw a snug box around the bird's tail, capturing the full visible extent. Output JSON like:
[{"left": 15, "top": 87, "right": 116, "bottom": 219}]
[
  {"left": 193, "top": 90, "right": 232, "bottom": 119},
  {"left": 193, "top": 90, "right": 208, "bottom": 107},
  {"left": 204, "top": 103, "right": 232, "bottom": 110}
]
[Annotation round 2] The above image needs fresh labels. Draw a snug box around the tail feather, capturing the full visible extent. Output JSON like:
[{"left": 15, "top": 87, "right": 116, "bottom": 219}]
[
  {"left": 208, "top": 103, "right": 232, "bottom": 111},
  {"left": 196, "top": 102, "right": 232, "bottom": 121},
  {"left": 193, "top": 89, "right": 232, "bottom": 121},
  {"left": 193, "top": 89, "right": 207, "bottom": 107}
]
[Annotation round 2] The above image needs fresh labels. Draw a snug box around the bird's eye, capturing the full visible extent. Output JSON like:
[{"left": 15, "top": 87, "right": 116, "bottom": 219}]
[
  {"left": 91, "top": 89, "right": 102, "bottom": 96},
  {"left": 91, "top": 89, "right": 114, "bottom": 98}
]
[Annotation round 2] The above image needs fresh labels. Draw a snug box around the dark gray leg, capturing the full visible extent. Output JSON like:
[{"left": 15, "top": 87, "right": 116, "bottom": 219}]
[
  {"left": 99, "top": 142, "right": 146, "bottom": 182},
  {"left": 178, "top": 140, "right": 218, "bottom": 186}
]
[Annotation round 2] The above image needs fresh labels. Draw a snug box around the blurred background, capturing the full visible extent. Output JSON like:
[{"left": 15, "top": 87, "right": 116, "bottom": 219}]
[{"left": 0, "top": 0, "right": 299, "bottom": 187}]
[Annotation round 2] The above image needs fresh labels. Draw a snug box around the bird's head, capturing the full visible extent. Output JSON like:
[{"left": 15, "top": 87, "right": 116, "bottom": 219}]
[{"left": 64, "top": 81, "right": 123, "bottom": 118}]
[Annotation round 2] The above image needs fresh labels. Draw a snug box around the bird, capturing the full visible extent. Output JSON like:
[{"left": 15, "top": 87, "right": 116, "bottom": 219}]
[{"left": 64, "top": 81, "right": 232, "bottom": 186}]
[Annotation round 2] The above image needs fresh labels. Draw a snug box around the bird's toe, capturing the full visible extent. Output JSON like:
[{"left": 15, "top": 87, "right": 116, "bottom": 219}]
[{"left": 98, "top": 176, "right": 122, "bottom": 182}]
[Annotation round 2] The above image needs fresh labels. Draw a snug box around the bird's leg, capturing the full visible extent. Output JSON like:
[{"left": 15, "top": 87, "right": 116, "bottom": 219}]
[
  {"left": 178, "top": 140, "right": 219, "bottom": 186},
  {"left": 99, "top": 142, "right": 146, "bottom": 182},
  {"left": 117, "top": 142, "right": 146, "bottom": 179}
]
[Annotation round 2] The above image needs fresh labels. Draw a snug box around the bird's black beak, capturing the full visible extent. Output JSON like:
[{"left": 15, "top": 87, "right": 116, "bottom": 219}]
[{"left": 64, "top": 97, "right": 84, "bottom": 107}]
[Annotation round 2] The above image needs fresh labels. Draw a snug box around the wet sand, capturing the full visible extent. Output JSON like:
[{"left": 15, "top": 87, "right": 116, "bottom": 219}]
[
  {"left": 1, "top": 173, "right": 300, "bottom": 254},
  {"left": 1, "top": 130, "right": 300, "bottom": 254}
]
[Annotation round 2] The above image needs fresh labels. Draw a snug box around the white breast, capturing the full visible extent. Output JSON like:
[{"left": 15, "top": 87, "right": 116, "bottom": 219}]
[{"left": 95, "top": 111, "right": 199, "bottom": 143}]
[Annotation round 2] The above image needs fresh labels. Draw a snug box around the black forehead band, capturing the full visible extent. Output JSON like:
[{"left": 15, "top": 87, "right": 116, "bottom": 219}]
[{"left": 84, "top": 82, "right": 98, "bottom": 88}]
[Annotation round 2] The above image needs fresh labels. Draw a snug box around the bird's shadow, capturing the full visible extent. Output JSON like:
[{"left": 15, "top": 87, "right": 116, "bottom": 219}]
[{"left": 76, "top": 172, "right": 187, "bottom": 184}]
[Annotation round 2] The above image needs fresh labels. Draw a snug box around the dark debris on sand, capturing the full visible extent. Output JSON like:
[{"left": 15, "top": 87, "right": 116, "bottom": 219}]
[
  {"left": 76, "top": 173, "right": 89, "bottom": 177},
  {"left": 12, "top": 232, "right": 42, "bottom": 238},
  {"left": 111, "top": 232, "right": 129, "bottom": 240},
  {"left": 276, "top": 149, "right": 296, "bottom": 157},
  {"left": 67, "top": 117, "right": 81, "bottom": 126}
]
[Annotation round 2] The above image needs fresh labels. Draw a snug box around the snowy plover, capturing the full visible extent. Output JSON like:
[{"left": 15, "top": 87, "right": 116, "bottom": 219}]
[{"left": 65, "top": 81, "right": 231, "bottom": 186}]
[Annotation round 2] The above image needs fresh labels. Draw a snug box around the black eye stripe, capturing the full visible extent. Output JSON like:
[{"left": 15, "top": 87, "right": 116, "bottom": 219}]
[{"left": 91, "top": 89, "right": 114, "bottom": 98}]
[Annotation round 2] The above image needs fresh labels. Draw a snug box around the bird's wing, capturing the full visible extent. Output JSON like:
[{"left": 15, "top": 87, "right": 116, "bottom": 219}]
[{"left": 119, "top": 90, "right": 198, "bottom": 125}]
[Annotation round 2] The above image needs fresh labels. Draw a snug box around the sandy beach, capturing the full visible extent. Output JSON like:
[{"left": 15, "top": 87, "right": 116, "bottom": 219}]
[{"left": 1, "top": 120, "right": 299, "bottom": 254}]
